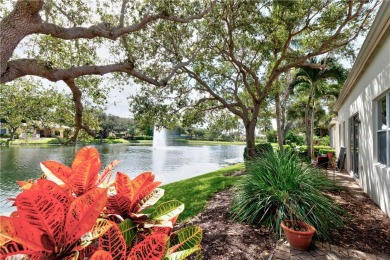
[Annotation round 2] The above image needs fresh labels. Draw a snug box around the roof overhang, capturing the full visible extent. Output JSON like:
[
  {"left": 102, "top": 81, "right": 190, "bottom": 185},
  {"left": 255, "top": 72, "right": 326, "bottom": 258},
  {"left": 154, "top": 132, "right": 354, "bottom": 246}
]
[{"left": 333, "top": 1, "right": 390, "bottom": 111}]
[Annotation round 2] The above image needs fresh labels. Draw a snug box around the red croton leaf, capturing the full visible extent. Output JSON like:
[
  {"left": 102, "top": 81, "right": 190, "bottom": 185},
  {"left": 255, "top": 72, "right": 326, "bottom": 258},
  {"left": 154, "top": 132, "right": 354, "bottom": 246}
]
[
  {"left": 90, "top": 250, "right": 114, "bottom": 260},
  {"left": 107, "top": 194, "right": 132, "bottom": 216},
  {"left": 115, "top": 172, "right": 135, "bottom": 199},
  {"left": 65, "top": 187, "right": 108, "bottom": 245},
  {"left": 40, "top": 161, "right": 73, "bottom": 190},
  {"left": 131, "top": 172, "right": 155, "bottom": 194},
  {"left": 128, "top": 232, "right": 168, "bottom": 260},
  {"left": 15, "top": 180, "right": 71, "bottom": 247},
  {"left": 96, "top": 160, "right": 121, "bottom": 186},
  {"left": 0, "top": 240, "right": 44, "bottom": 259},
  {"left": 0, "top": 216, "right": 49, "bottom": 252},
  {"left": 98, "top": 222, "right": 126, "bottom": 260},
  {"left": 130, "top": 181, "right": 161, "bottom": 213},
  {"left": 71, "top": 147, "right": 102, "bottom": 196}
]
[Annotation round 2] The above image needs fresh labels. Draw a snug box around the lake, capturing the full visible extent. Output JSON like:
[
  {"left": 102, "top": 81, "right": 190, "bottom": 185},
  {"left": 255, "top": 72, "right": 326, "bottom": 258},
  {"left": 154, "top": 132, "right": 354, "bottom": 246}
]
[{"left": 0, "top": 143, "right": 244, "bottom": 215}]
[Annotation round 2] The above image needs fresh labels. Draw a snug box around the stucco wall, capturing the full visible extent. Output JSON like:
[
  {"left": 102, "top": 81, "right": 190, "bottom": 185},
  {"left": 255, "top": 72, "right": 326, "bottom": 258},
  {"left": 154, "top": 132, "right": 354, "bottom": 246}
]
[{"left": 337, "top": 34, "right": 390, "bottom": 217}]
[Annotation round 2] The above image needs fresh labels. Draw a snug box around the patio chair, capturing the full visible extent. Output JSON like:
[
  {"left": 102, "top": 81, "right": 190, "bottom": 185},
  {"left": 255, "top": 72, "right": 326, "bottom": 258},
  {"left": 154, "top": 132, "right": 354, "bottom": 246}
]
[
  {"left": 335, "top": 147, "right": 346, "bottom": 172},
  {"left": 313, "top": 155, "right": 329, "bottom": 169}
]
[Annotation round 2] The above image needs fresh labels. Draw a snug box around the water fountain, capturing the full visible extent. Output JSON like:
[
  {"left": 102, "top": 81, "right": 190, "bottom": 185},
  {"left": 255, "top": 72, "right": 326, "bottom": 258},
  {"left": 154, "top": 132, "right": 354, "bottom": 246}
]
[{"left": 153, "top": 127, "right": 167, "bottom": 148}]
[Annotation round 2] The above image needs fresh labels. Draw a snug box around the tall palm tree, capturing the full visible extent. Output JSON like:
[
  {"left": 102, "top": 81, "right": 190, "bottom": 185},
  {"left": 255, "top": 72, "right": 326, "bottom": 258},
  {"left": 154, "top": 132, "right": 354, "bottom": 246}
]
[{"left": 289, "top": 58, "right": 346, "bottom": 158}]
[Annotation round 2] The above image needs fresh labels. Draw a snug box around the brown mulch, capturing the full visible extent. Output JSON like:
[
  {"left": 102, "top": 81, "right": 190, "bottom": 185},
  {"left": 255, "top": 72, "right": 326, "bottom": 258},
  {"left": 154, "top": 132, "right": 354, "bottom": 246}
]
[
  {"left": 181, "top": 172, "right": 390, "bottom": 259},
  {"left": 328, "top": 187, "right": 390, "bottom": 256}
]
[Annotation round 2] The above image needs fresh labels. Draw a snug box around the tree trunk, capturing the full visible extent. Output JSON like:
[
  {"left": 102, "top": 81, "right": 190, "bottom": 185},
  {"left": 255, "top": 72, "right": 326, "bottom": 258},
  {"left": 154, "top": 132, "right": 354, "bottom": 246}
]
[
  {"left": 310, "top": 104, "right": 316, "bottom": 158},
  {"left": 305, "top": 85, "right": 315, "bottom": 159},
  {"left": 245, "top": 120, "right": 257, "bottom": 159},
  {"left": 9, "top": 128, "right": 16, "bottom": 141},
  {"left": 275, "top": 92, "right": 284, "bottom": 152}
]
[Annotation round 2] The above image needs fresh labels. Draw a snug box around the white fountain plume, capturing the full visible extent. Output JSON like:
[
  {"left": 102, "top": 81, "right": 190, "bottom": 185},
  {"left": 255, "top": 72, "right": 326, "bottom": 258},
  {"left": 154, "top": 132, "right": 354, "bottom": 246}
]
[{"left": 153, "top": 127, "right": 167, "bottom": 148}]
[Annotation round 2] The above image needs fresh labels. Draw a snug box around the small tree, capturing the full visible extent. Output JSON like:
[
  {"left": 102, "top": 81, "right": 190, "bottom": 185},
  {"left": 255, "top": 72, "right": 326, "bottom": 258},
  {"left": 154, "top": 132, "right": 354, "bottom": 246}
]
[{"left": 289, "top": 58, "right": 346, "bottom": 158}]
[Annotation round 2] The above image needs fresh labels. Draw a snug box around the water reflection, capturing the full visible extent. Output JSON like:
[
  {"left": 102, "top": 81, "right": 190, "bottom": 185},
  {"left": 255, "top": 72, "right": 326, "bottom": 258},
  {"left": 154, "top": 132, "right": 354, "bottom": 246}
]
[{"left": 0, "top": 144, "right": 244, "bottom": 215}]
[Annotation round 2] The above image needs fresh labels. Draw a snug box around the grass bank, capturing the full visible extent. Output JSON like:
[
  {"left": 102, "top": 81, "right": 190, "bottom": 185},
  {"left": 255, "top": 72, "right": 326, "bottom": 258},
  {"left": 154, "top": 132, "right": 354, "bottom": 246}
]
[
  {"left": 2, "top": 138, "right": 152, "bottom": 145},
  {"left": 186, "top": 140, "right": 246, "bottom": 146},
  {"left": 155, "top": 163, "right": 245, "bottom": 222}
]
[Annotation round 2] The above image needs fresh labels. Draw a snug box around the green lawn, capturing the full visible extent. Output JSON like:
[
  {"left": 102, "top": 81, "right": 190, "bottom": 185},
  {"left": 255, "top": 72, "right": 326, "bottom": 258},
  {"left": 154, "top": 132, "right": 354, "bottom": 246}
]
[
  {"left": 2, "top": 138, "right": 153, "bottom": 145},
  {"left": 186, "top": 140, "right": 246, "bottom": 145},
  {"left": 154, "top": 163, "right": 245, "bottom": 222}
]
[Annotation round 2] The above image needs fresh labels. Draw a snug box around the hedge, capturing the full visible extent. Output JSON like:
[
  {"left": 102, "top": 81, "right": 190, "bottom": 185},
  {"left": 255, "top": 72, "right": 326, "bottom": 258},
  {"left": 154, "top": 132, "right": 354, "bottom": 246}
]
[{"left": 243, "top": 142, "right": 273, "bottom": 160}]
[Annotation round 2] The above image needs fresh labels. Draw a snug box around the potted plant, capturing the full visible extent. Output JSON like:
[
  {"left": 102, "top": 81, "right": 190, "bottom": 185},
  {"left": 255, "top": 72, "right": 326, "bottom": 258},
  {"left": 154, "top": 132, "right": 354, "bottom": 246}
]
[
  {"left": 280, "top": 204, "right": 316, "bottom": 250},
  {"left": 231, "top": 149, "right": 344, "bottom": 247}
]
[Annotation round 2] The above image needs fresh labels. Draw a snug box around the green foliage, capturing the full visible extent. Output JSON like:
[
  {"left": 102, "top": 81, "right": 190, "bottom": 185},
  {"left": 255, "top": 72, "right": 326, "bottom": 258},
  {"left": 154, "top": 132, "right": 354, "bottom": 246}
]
[
  {"left": 266, "top": 130, "right": 277, "bottom": 143},
  {"left": 243, "top": 142, "right": 273, "bottom": 160},
  {"left": 314, "top": 135, "right": 331, "bottom": 146},
  {"left": 318, "top": 148, "right": 336, "bottom": 156},
  {"left": 313, "top": 146, "right": 333, "bottom": 156},
  {"left": 231, "top": 150, "right": 344, "bottom": 239},
  {"left": 285, "top": 132, "right": 305, "bottom": 146},
  {"left": 135, "top": 135, "right": 153, "bottom": 140}
]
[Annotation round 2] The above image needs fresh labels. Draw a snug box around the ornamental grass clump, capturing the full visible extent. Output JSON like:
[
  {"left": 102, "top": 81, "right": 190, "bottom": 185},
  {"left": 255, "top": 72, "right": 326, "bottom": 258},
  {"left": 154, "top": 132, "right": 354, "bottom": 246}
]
[{"left": 231, "top": 149, "right": 344, "bottom": 239}]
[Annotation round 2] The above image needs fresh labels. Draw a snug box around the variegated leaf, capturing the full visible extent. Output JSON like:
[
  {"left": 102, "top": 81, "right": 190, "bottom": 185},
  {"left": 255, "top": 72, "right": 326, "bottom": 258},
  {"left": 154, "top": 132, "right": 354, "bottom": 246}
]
[
  {"left": 71, "top": 146, "right": 101, "bottom": 170},
  {"left": 71, "top": 157, "right": 101, "bottom": 196},
  {"left": 118, "top": 219, "right": 137, "bottom": 245},
  {"left": 107, "top": 194, "right": 131, "bottom": 216},
  {"left": 130, "top": 181, "right": 161, "bottom": 213},
  {"left": 40, "top": 161, "right": 73, "bottom": 188},
  {"left": 98, "top": 222, "right": 126, "bottom": 260},
  {"left": 114, "top": 172, "right": 134, "bottom": 199},
  {"left": 80, "top": 219, "right": 113, "bottom": 248},
  {"left": 164, "top": 246, "right": 201, "bottom": 260},
  {"left": 150, "top": 200, "right": 184, "bottom": 221},
  {"left": 0, "top": 216, "right": 47, "bottom": 252},
  {"left": 128, "top": 232, "right": 168, "bottom": 260},
  {"left": 70, "top": 146, "right": 101, "bottom": 195},
  {"left": 136, "top": 188, "right": 165, "bottom": 213},
  {"left": 97, "top": 160, "right": 121, "bottom": 186},
  {"left": 65, "top": 187, "right": 107, "bottom": 244},
  {"left": 0, "top": 240, "right": 44, "bottom": 259},
  {"left": 16, "top": 181, "right": 33, "bottom": 191},
  {"left": 90, "top": 250, "right": 114, "bottom": 260},
  {"left": 131, "top": 172, "right": 155, "bottom": 192},
  {"left": 15, "top": 187, "right": 66, "bottom": 246},
  {"left": 168, "top": 226, "right": 203, "bottom": 254}
]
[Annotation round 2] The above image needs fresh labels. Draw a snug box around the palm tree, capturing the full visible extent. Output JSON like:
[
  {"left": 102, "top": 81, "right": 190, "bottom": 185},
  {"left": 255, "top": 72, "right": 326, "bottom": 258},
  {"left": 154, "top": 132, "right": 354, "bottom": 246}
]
[{"left": 289, "top": 58, "right": 346, "bottom": 158}]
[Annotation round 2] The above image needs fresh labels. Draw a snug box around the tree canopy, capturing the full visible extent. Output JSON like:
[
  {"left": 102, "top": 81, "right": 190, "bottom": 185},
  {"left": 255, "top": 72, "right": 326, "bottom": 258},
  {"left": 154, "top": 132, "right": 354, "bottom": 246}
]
[
  {"left": 131, "top": 0, "right": 380, "bottom": 157},
  {"left": 0, "top": 0, "right": 214, "bottom": 141}
]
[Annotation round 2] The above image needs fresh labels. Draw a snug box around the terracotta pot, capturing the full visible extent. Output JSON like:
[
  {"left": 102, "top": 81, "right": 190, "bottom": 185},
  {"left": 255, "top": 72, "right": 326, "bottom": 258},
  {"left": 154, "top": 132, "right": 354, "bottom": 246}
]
[{"left": 280, "top": 221, "right": 316, "bottom": 250}]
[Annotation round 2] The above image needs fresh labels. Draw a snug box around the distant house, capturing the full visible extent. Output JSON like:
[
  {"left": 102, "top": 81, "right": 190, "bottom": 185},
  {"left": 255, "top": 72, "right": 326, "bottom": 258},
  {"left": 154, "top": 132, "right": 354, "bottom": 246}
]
[
  {"left": 32, "top": 124, "right": 70, "bottom": 138},
  {"left": 331, "top": 2, "right": 390, "bottom": 217}
]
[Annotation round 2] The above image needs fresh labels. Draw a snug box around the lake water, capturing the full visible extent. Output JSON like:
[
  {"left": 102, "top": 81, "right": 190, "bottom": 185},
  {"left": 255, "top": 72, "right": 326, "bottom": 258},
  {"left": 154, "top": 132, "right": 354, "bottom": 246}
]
[{"left": 0, "top": 143, "right": 244, "bottom": 215}]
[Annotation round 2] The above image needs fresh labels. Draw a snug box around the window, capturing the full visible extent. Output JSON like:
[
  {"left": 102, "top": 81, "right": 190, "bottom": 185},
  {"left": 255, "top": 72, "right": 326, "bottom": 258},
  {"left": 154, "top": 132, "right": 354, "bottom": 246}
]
[{"left": 377, "top": 92, "right": 390, "bottom": 166}]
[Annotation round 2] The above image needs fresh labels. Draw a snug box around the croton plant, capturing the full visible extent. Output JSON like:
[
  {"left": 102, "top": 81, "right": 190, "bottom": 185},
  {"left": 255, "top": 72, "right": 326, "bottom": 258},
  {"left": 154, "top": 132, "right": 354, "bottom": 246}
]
[{"left": 0, "top": 146, "right": 202, "bottom": 259}]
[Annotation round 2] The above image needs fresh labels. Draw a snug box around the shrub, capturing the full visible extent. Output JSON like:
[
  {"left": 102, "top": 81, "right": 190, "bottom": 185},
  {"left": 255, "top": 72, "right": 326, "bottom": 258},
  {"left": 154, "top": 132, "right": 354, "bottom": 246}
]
[
  {"left": 243, "top": 142, "right": 273, "bottom": 160},
  {"left": 231, "top": 149, "right": 344, "bottom": 239},
  {"left": 285, "top": 132, "right": 305, "bottom": 146},
  {"left": 314, "top": 135, "right": 330, "bottom": 146},
  {"left": 266, "top": 130, "right": 277, "bottom": 143},
  {"left": 319, "top": 148, "right": 336, "bottom": 156},
  {"left": 135, "top": 135, "right": 153, "bottom": 140},
  {"left": 313, "top": 145, "right": 333, "bottom": 156},
  {"left": 0, "top": 147, "right": 202, "bottom": 259}
]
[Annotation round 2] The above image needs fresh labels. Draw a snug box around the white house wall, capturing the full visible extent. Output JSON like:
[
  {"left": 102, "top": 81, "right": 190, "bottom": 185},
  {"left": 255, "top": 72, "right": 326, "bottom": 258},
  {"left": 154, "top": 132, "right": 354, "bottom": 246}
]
[{"left": 337, "top": 34, "right": 390, "bottom": 217}]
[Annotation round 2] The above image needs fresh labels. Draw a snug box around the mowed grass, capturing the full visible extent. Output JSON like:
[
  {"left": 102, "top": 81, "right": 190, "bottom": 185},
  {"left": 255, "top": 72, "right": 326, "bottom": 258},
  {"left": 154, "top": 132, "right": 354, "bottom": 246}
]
[
  {"left": 154, "top": 163, "right": 245, "bottom": 222},
  {"left": 186, "top": 140, "right": 246, "bottom": 146}
]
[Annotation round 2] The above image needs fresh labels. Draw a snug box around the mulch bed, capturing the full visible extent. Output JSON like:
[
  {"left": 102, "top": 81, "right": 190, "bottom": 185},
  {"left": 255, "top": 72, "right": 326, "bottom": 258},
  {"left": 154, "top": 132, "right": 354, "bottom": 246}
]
[{"left": 181, "top": 173, "right": 390, "bottom": 259}]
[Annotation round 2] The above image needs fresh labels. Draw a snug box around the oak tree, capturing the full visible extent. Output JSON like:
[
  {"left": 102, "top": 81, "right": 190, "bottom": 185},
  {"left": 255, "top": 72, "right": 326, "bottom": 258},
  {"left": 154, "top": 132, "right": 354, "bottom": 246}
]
[
  {"left": 132, "top": 0, "right": 380, "bottom": 158},
  {"left": 0, "top": 0, "right": 214, "bottom": 142}
]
